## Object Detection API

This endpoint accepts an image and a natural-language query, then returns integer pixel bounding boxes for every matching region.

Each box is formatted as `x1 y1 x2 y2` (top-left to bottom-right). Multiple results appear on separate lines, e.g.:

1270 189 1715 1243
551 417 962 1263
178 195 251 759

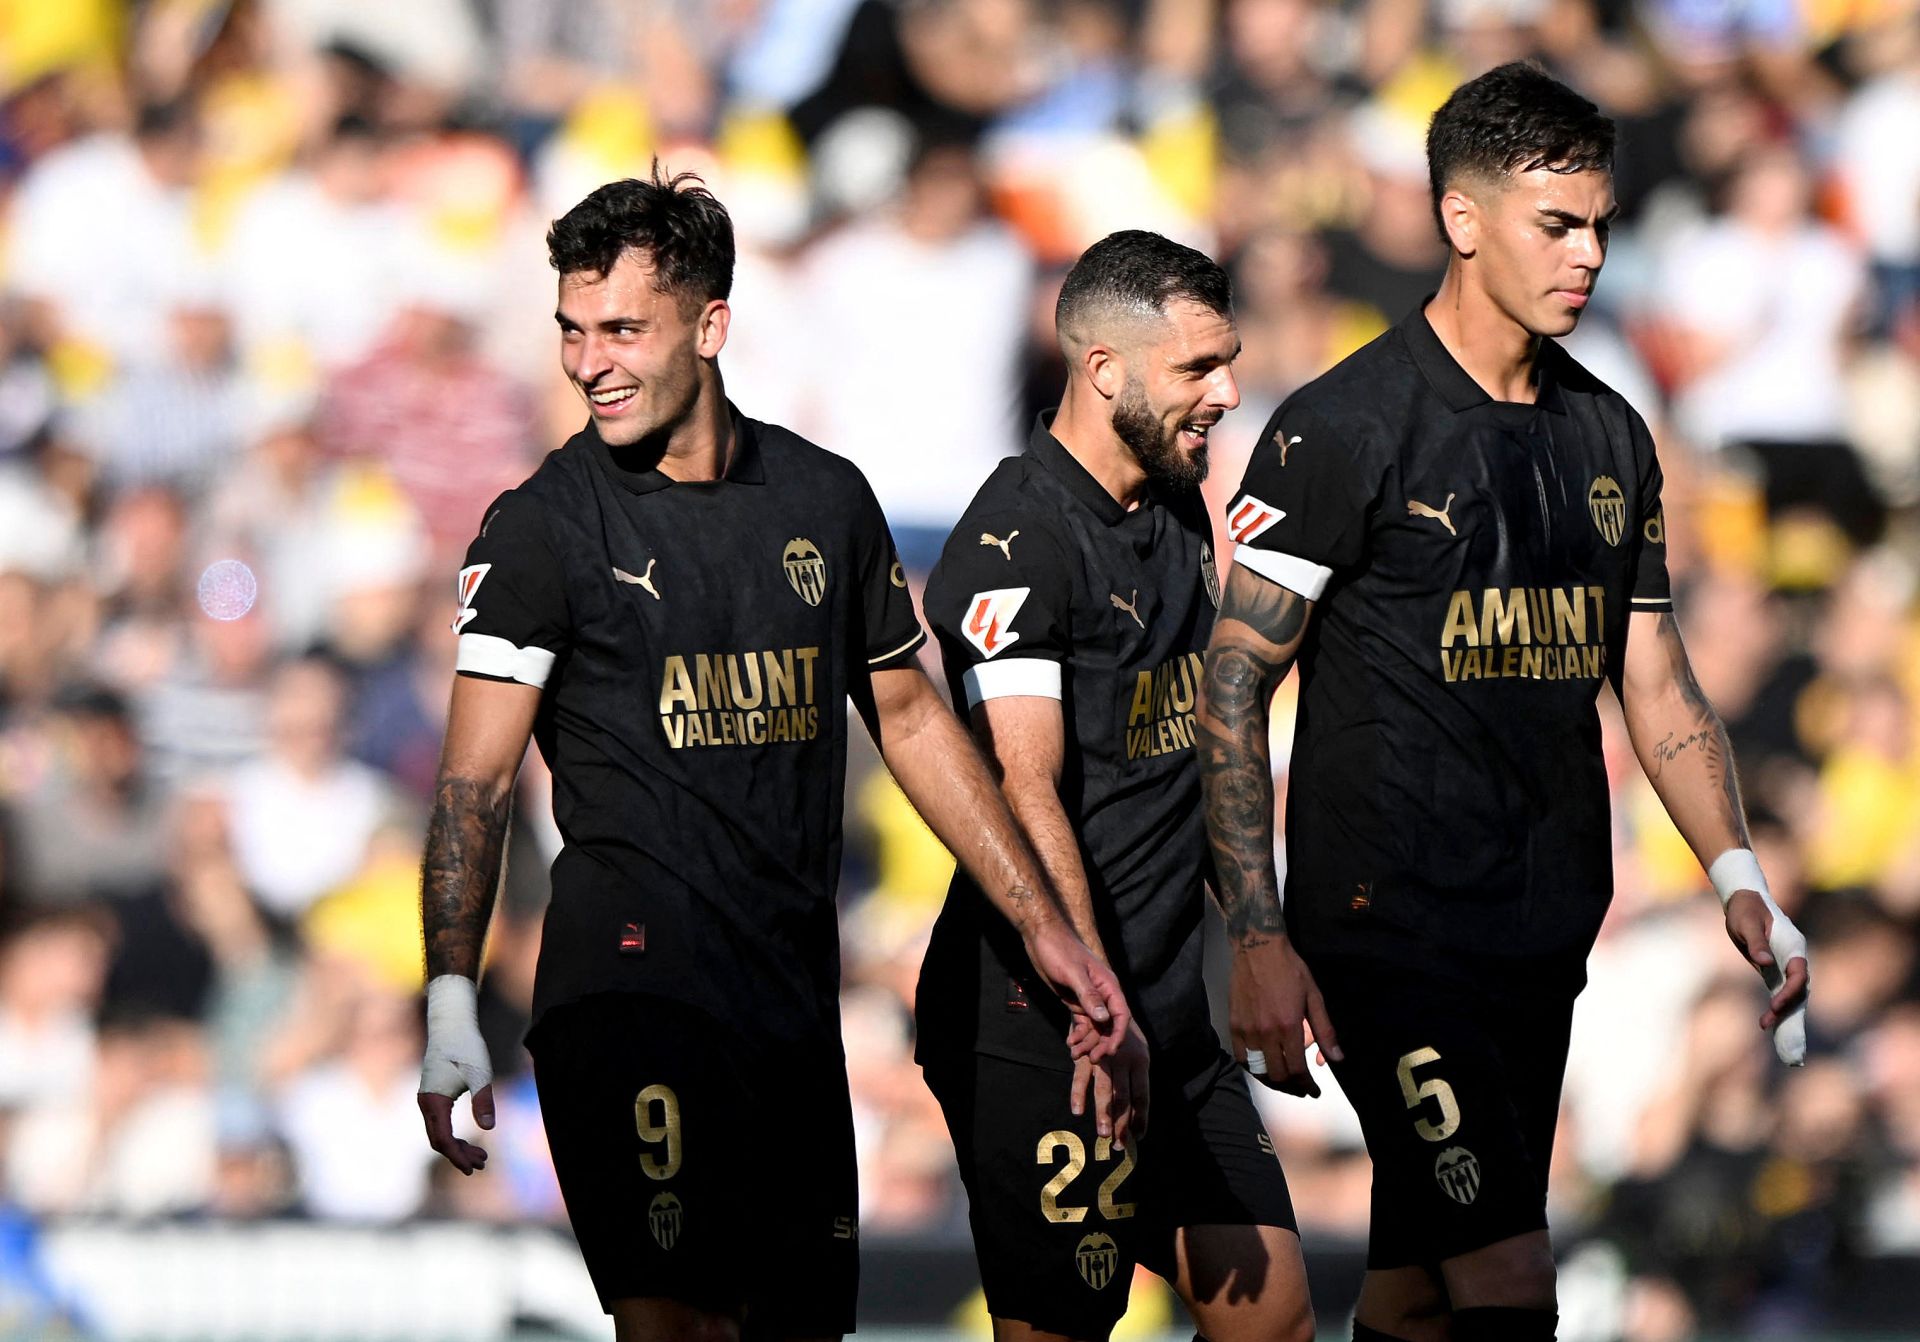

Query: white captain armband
1707 848 1808 1066
961 658 1062 708
457 633 557 688
1232 546 1332 602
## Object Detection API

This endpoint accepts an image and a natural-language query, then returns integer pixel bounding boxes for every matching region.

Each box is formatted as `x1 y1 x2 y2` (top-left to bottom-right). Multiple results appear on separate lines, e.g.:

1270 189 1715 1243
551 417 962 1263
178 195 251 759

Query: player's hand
1022 918 1134 1062
1070 1020 1151 1150
1229 934 1342 1096
418 974 496 1173
1724 888 1810 1065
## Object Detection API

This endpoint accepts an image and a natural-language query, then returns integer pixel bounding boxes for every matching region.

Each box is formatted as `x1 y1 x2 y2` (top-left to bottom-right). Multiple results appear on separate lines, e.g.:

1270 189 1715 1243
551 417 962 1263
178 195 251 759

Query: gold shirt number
1037 1130 1137 1223
1395 1047 1461 1142
635 1083 683 1179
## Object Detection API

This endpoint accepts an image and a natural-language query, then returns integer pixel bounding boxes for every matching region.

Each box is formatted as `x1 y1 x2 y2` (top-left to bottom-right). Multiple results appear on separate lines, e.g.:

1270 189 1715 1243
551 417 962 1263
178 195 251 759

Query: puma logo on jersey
1277 432 1302 466
1226 495 1286 545
613 559 661 599
1407 494 1458 536
1110 590 1144 629
963 588 1029 658
453 564 490 631
980 530 1020 560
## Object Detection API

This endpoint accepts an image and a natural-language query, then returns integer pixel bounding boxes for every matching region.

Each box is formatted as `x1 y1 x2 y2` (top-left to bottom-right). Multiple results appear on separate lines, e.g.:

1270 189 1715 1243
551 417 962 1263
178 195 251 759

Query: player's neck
1425 272 1544 405
1051 391 1149 511
651 375 733 483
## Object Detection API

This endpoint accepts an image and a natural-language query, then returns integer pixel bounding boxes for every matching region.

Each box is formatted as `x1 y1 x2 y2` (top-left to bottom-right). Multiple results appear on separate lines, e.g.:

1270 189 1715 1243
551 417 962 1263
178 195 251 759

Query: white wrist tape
420 974 494 1098
1707 849 1808 1066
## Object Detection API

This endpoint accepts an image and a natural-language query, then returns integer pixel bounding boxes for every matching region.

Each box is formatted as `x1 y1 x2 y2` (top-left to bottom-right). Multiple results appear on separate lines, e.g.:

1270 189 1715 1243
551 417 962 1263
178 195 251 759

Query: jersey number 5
1396 1047 1461 1143
1037 1131 1136 1223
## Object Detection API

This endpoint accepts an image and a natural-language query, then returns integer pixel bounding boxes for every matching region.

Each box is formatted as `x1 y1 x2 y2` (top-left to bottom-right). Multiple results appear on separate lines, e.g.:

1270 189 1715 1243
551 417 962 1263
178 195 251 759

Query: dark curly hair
1426 62 1614 241
1055 230 1232 345
546 162 735 310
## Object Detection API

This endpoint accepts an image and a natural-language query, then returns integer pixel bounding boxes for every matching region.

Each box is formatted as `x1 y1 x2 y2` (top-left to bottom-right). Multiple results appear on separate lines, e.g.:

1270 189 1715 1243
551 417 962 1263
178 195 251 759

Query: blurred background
0 0 1916 1338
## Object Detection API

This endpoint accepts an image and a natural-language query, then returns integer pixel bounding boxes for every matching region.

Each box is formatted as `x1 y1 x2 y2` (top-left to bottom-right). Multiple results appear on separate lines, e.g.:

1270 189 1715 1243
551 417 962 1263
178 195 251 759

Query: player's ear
1440 185 1479 258
695 299 730 359
1084 344 1124 402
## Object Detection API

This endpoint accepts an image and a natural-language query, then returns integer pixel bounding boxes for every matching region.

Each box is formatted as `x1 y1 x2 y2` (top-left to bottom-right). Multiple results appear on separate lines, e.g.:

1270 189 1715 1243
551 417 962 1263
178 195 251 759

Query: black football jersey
453 407 925 1043
1224 306 1671 961
915 415 1222 1068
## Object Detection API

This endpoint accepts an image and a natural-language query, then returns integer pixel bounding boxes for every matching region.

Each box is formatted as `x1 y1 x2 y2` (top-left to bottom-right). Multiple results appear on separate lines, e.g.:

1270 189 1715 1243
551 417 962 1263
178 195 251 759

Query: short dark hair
1055 230 1233 345
546 162 735 309
1426 62 1614 240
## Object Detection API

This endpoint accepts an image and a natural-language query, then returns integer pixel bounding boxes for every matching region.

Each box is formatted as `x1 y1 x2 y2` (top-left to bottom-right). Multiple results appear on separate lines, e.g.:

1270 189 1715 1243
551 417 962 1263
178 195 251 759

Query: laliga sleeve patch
962 587 1030 659
1226 495 1286 545
453 564 491 631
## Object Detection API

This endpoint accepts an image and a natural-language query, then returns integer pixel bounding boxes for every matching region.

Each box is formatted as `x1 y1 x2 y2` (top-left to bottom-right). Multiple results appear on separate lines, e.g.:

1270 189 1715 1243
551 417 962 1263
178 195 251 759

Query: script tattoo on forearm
1198 577 1308 949
421 777 512 979
1657 612 1750 847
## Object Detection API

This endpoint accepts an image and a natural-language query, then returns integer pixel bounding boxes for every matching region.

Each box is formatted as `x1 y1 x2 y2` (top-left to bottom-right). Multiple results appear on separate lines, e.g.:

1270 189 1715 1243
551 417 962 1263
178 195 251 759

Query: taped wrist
421 973 492 1097
1707 847 1809 1066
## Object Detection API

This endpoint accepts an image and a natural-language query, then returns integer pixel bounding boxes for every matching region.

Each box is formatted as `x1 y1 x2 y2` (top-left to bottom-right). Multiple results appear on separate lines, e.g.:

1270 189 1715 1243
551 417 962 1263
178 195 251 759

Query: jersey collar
1028 411 1132 527
586 402 767 494
1400 301 1569 416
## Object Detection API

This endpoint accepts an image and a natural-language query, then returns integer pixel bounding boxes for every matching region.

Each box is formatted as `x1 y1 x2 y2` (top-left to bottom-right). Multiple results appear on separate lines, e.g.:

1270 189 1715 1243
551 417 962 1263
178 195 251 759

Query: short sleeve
1629 415 1673 613
851 477 928 673
923 512 1074 708
452 491 571 688
1223 402 1382 600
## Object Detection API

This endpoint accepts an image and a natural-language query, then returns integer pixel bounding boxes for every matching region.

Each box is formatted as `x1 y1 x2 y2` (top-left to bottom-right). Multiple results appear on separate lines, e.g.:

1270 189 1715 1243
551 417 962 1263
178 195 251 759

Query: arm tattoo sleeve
1655 612 1751 848
1198 576 1309 948
421 777 513 979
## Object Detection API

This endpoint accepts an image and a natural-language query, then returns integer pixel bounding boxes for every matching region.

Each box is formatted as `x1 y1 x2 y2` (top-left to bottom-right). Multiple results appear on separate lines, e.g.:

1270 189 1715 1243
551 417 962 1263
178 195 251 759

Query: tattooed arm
417 674 542 1173
1620 611 1808 1035
1197 565 1342 1095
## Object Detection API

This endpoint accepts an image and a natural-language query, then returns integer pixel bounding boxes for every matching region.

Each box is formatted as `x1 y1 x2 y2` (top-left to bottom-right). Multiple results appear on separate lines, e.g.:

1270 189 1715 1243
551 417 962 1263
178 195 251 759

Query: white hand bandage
1244 1049 1269 1077
420 974 494 1098
1708 849 1809 1066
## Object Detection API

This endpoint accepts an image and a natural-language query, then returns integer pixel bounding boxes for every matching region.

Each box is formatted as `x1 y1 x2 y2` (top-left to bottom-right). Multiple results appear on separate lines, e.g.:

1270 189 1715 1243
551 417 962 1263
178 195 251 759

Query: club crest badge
1589 476 1627 547
783 538 827 605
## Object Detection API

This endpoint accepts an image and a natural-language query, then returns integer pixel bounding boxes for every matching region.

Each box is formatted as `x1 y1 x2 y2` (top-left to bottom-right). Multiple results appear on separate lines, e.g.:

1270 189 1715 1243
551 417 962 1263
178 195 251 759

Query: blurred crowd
0 0 1917 1336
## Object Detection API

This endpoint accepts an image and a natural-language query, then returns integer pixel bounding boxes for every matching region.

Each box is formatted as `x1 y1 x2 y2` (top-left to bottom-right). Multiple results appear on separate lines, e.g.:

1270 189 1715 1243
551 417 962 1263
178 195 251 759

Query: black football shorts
924 1043 1297 1341
527 992 858 1334
1307 945 1586 1269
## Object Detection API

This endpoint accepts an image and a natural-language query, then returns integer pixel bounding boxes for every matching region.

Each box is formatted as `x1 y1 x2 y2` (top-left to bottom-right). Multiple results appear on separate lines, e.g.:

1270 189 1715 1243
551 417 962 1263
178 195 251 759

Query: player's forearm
1198 574 1310 949
1002 773 1110 961
1623 612 1751 867
1198 647 1290 947
421 774 514 980
879 695 1065 936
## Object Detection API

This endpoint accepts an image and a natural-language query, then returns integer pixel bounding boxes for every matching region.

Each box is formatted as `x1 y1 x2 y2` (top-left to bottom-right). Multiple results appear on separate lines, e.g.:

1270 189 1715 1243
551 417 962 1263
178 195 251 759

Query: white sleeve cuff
1232 546 1333 601
457 633 558 688
962 658 1063 708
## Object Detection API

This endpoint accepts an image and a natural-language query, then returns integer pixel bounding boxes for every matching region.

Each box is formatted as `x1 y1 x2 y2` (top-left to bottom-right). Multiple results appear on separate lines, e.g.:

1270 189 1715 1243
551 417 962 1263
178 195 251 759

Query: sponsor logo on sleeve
963 587 1029 658
453 564 490 631
1226 495 1286 545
